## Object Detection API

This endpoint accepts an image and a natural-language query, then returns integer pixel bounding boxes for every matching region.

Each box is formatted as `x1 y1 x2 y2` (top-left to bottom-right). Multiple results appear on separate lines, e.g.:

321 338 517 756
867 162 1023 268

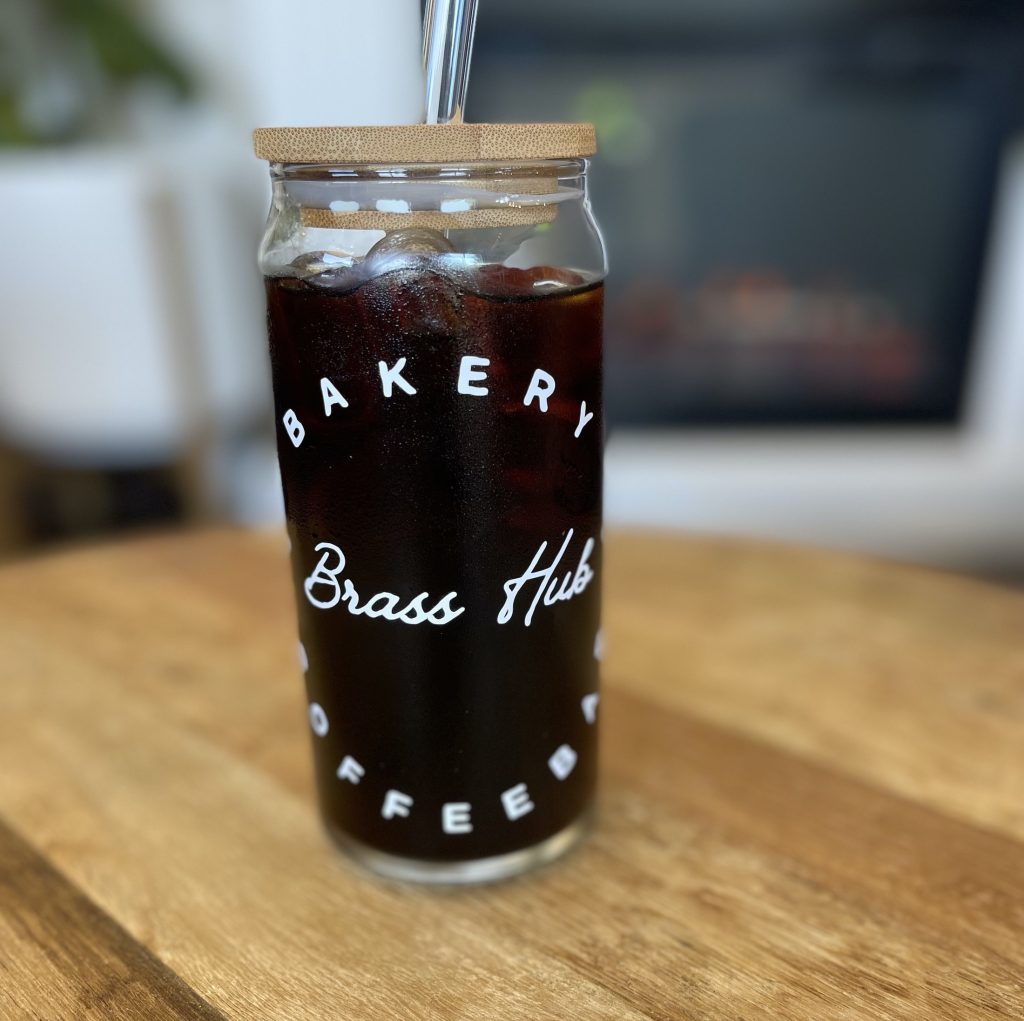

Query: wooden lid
253 123 596 165
299 204 558 231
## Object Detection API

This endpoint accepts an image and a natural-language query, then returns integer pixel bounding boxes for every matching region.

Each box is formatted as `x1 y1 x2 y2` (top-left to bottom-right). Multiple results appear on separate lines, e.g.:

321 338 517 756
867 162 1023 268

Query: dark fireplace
470 0 1024 426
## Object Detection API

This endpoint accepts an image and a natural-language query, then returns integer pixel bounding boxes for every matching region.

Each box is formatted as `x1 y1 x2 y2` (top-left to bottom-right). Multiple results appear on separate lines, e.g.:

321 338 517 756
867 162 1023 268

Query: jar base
325 812 592 886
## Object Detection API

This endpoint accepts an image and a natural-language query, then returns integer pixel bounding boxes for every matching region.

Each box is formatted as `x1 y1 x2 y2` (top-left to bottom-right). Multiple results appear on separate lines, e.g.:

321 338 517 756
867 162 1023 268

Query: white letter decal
501 783 535 821
523 368 556 412
575 401 594 438
497 531 574 627
308 702 329 737
282 409 305 447
457 355 491 396
362 592 403 618
320 377 349 415
548 744 578 780
303 541 463 625
581 693 600 725
304 542 346 610
336 755 365 785
428 593 465 625
379 357 417 397
382 790 414 820
442 802 473 834
572 539 596 595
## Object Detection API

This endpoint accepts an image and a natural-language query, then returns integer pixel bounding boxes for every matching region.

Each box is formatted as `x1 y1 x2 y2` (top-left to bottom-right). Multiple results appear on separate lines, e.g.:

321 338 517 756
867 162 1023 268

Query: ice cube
289 250 353 276
367 228 454 261
359 265 464 337
288 251 360 292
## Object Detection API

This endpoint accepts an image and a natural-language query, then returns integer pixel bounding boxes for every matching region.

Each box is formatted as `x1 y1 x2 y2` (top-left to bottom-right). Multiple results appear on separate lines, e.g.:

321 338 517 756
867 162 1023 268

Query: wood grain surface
0 529 1022 1020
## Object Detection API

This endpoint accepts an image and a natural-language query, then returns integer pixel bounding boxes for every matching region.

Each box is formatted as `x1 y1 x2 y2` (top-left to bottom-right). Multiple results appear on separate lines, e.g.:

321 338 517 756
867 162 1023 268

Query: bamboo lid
253 122 596 165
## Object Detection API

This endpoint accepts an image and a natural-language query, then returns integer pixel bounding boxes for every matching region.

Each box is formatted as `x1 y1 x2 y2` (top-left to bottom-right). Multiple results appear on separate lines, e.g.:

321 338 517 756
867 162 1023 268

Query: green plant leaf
47 0 193 98
0 91 43 146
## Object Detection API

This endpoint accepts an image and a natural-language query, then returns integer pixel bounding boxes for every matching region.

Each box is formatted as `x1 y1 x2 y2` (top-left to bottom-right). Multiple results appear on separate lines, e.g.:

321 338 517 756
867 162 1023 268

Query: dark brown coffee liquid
266 260 602 862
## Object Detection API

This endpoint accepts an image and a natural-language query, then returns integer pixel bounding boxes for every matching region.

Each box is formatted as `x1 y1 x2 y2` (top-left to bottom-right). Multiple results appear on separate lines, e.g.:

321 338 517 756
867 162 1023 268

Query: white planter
0 146 193 464
0 133 270 477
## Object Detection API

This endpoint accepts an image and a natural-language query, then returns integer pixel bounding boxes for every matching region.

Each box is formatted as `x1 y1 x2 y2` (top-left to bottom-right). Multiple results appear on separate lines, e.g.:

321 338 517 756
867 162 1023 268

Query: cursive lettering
497 530 595 627
304 542 464 625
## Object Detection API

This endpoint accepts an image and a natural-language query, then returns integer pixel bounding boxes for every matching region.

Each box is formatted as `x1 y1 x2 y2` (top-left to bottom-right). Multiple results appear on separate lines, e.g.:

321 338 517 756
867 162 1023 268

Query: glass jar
255 124 607 884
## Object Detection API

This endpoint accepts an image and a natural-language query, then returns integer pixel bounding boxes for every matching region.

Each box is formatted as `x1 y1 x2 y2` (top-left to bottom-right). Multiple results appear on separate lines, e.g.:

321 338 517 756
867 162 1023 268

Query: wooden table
2 530 1023 1020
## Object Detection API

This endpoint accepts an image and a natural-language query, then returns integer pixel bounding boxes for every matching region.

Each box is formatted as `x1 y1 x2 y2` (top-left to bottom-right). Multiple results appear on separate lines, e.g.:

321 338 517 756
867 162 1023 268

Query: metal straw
422 0 480 124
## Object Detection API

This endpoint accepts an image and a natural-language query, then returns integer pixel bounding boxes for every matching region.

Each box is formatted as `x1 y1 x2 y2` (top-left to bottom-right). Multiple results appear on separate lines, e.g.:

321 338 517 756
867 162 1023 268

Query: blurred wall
2 0 1023 574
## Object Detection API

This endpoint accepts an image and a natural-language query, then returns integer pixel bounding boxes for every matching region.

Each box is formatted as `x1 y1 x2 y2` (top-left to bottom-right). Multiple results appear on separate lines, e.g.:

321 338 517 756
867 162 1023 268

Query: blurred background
2 0 1024 576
